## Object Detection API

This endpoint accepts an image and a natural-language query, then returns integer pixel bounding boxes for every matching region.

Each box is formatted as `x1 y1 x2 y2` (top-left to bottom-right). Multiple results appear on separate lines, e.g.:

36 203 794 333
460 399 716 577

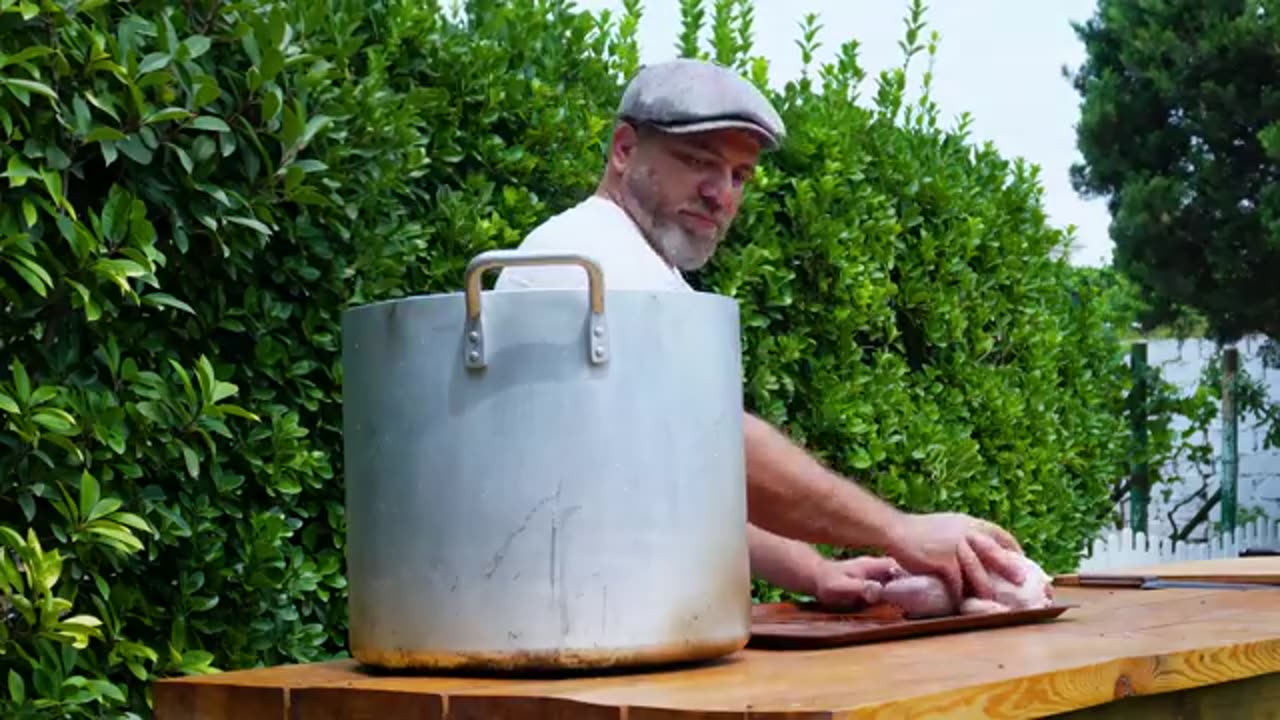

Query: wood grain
152 660 359 720
1047 670 1280 719
151 684 283 720
153 585 1280 719
841 635 1280 718
287 686 440 720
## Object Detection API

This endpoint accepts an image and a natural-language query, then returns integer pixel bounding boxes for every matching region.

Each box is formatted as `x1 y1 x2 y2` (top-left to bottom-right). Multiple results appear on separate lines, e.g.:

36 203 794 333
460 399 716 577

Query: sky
569 0 1114 267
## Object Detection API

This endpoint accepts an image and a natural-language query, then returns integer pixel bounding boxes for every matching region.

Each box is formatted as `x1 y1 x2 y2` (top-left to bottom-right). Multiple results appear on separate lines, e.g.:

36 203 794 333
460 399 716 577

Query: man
496 58 1028 607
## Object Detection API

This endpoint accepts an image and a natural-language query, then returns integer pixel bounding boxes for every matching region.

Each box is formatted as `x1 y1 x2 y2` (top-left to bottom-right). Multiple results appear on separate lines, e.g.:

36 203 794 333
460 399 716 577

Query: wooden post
1220 346 1239 533
1128 342 1149 534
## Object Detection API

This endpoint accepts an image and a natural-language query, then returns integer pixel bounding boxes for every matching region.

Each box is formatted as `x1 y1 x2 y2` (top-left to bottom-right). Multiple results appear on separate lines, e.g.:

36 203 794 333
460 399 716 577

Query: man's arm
741 411 1028 603
747 523 825 596
748 523 904 607
743 412 906 550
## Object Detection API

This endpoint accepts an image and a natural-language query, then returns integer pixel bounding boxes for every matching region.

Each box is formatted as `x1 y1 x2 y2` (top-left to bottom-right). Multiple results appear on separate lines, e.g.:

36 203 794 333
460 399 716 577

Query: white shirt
494 196 692 292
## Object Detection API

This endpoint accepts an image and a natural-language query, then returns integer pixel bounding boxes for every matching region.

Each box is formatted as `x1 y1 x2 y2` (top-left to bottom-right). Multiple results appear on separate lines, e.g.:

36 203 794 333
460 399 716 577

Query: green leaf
170 143 194 173
210 380 238 403
45 434 85 464
134 401 165 424
37 547 62 593
189 595 219 612
181 444 199 479
193 81 221 108
215 404 260 422
137 52 171 75
191 116 230 132
176 649 217 675
86 498 122 524
100 140 119 167
101 186 131 243
32 408 77 434
144 107 193 124
195 356 215 404
299 115 333 146
84 522 143 554
11 358 30 406
226 216 271 235
183 35 212 59
142 292 195 314
4 153 39 187
111 512 152 534
118 135 154 164
0 392 18 414
71 95 92 135
0 77 57 101
28 385 56 406
5 257 47 296
262 87 281 121
8 669 23 704
87 679 125 703
92 258 148 294
83 90 119 121
79 472 100 521
0 526 25 551
0 46 54 69
9 253 53 289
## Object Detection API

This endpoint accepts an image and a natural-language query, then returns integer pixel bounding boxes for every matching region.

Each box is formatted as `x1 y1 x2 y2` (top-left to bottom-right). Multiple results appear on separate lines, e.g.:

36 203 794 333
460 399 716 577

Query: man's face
610 123 762 270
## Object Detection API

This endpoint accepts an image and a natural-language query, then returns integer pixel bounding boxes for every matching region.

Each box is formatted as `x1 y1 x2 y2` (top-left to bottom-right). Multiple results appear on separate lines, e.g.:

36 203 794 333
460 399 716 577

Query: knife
1072 574 1280 590
1138 579 1280 590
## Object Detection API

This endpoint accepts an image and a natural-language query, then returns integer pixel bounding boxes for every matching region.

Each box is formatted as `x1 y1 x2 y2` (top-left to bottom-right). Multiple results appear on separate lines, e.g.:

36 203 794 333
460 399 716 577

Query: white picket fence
1074 517 1280 572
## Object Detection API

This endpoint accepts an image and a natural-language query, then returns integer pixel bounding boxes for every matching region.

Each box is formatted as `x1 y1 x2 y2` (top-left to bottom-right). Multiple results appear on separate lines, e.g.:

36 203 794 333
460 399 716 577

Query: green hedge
0 0 1133 715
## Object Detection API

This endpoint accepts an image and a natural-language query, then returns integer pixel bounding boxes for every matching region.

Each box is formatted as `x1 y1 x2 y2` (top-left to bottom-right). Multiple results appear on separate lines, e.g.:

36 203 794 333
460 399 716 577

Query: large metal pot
341 250 751 672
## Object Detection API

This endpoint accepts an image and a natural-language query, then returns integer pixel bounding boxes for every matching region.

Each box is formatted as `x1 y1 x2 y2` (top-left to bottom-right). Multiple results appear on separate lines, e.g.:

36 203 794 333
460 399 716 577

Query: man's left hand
812 556 903 608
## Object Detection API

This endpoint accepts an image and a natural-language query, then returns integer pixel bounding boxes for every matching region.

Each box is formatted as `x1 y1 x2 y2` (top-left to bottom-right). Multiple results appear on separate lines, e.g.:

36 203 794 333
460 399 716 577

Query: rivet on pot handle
463 250 608 370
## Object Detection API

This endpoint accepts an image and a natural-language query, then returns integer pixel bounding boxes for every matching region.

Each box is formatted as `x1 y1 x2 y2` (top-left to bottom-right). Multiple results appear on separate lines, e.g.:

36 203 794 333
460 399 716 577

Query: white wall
1132 335 1280 541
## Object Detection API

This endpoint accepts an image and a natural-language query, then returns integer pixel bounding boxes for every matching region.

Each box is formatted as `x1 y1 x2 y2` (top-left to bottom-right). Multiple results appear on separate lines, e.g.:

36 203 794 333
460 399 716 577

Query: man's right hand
884 512 1027 603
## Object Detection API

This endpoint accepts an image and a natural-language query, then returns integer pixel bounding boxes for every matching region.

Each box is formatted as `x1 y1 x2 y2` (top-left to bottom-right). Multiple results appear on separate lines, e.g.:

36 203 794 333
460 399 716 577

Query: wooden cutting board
1055 556 1280 587
748 600 1074 650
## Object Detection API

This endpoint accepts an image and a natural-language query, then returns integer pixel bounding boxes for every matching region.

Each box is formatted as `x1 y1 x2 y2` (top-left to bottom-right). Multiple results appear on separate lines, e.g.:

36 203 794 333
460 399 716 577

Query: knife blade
1139 579 1280 590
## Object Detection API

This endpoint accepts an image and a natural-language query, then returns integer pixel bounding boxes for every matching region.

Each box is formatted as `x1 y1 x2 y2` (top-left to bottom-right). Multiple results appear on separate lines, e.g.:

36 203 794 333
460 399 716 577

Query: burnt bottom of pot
350 632 750 676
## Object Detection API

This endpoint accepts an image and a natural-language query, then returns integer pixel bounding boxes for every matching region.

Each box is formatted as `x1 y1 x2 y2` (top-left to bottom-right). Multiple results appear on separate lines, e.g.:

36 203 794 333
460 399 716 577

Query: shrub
0 0 1133 715
0 0 432 714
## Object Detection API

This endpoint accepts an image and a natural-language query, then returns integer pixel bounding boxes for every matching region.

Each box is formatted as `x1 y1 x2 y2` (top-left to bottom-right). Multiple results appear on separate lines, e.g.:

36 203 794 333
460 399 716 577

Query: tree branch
1172 488 1222 543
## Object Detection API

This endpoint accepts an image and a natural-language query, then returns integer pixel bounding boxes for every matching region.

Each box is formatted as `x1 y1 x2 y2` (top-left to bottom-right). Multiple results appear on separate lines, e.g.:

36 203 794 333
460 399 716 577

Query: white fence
1074 517 1280 572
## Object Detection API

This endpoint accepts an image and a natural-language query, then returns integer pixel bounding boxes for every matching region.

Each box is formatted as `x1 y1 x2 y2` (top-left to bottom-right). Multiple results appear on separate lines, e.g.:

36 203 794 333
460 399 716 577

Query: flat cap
617 58 786 150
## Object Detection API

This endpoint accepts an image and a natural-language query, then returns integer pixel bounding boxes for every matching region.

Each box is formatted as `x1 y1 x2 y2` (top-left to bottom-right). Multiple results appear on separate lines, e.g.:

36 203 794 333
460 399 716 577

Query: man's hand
812 556 903 609
885 512 1026 603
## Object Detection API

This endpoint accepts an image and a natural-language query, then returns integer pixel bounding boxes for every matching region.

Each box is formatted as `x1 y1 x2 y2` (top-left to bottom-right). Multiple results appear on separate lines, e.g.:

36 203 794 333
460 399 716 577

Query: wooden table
154 584 1280 719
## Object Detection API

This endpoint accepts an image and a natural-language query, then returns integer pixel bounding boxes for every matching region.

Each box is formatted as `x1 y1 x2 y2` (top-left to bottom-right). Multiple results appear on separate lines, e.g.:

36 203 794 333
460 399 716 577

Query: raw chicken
879 552 1054 619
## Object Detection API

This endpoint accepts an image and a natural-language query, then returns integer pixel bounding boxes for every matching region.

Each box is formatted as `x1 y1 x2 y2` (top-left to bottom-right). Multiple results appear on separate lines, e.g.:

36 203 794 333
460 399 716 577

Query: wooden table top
1055 555 1280 585
154 585 1280 719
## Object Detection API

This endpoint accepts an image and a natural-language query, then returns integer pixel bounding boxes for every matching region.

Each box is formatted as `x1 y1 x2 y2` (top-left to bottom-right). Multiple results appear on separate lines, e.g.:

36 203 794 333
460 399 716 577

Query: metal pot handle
463 249 608 370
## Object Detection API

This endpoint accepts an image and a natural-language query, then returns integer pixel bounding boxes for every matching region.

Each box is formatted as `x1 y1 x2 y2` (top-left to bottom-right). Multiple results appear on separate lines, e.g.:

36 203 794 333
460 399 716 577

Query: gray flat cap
617 58 786 150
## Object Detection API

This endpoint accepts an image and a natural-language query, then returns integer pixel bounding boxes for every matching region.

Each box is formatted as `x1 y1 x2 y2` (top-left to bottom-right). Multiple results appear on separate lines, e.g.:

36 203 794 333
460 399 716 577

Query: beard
651 220 717 270
623 166 723 271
